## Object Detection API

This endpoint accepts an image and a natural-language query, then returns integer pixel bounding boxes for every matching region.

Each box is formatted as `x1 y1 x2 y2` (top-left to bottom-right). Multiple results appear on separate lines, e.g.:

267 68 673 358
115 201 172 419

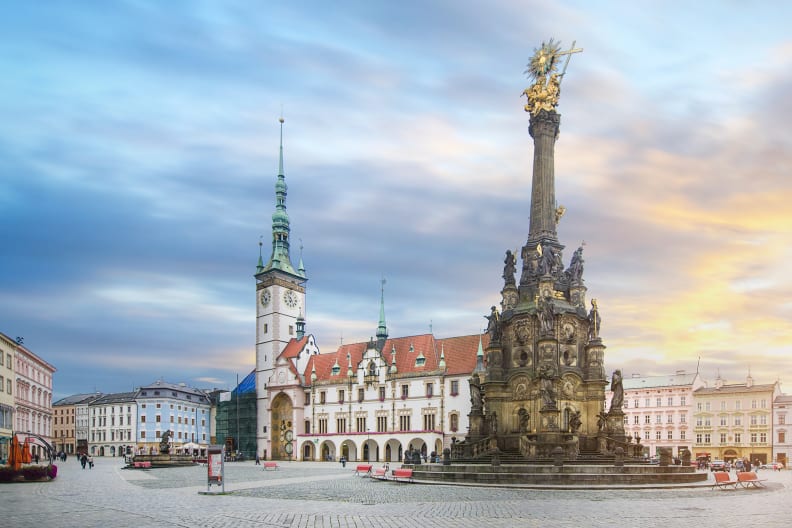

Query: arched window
450 413 459 432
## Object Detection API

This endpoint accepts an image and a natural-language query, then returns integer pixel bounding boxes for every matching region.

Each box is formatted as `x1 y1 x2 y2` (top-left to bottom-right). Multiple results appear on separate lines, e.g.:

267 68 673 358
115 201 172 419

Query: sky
2 1 791 400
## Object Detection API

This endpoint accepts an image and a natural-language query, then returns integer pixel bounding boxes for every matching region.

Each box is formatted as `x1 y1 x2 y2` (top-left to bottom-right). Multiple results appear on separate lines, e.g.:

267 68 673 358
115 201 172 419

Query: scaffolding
215 370 257 459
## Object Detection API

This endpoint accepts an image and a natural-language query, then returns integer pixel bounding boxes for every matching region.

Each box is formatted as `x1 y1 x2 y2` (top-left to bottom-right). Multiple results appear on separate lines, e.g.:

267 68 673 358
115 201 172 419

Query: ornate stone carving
514 319 532 344
561 345 577 367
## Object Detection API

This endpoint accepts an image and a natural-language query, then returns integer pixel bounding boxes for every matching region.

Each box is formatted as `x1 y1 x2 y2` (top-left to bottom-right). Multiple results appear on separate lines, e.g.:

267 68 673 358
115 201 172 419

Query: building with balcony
693 374 781 465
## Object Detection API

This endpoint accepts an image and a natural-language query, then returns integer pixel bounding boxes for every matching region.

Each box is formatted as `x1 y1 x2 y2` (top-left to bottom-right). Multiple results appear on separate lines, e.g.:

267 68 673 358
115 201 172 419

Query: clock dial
283 290 298 308
285 430 294 442
260 290 271 306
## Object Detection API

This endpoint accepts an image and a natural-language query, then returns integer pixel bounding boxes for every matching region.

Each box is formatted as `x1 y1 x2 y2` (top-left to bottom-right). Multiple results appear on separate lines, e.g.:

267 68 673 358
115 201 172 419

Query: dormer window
331 360 340 376
415 351 426 367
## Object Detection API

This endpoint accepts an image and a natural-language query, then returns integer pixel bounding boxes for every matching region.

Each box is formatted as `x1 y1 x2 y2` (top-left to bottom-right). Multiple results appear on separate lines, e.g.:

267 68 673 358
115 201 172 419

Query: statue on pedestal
469 375 482 412
502 250 516 286
537 364 557 409
485 306 501 342
587 299 601 341
609 369 624 413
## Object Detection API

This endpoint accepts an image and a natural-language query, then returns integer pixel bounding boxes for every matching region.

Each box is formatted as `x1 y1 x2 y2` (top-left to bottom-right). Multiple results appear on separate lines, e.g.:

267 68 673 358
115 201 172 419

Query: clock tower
254 117 307 459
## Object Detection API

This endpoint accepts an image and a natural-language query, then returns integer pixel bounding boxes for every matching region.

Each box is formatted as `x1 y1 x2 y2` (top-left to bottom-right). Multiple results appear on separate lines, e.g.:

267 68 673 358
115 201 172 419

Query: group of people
79 453 94 469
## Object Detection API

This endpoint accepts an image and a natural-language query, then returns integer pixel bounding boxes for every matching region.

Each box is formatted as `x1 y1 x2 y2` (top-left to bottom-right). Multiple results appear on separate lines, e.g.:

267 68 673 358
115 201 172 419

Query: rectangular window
633 415 639 425
156 415 161 423
426 383 433 398
304 420 310 434
751 415 757 426
697 402 703 411
680 396 686 406
141 416 146 423
358 388 364 403
263 323 268 333
760 432 767 443
401 385 409 399
318 418 328 434
6 380 10 394
656 397 662 407
761 399 767 409
667 415 673 424
645 415 651 424
377 416 387 433
634 399 639 408
705 402 710 411
645 398 651 407
655 414 662 424
140 431 146 439
356 417 367 433
289 325 294 336
336 418 346 433
680 430 686 440
644 431 650 440
696 417 703 426
423 414 435 431
320 391 326 405
668 397 673 406
399 415 411 432
379 386 386 401
720 433 727 443
779 415 786 425
304 392 311 406
704 433 711 444
760 415 767 425
721 401 727 410
667 431 673 441
735 415 742 426
655 431 661 440
752 400 757 409
750 433 757 443
720 416 727 426
338 390 345 404
779 431 785 443
704 417 711 426
450 380 459 396
735 400 741 410
735 433 741 443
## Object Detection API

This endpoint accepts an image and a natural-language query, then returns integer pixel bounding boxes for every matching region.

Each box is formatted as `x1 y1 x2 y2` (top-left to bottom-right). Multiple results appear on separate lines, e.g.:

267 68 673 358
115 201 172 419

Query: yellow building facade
693 375 781 465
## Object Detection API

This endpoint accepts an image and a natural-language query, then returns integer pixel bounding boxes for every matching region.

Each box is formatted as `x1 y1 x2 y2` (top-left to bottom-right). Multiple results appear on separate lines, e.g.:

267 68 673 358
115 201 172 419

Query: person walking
80 454 87 469
88 455 94 469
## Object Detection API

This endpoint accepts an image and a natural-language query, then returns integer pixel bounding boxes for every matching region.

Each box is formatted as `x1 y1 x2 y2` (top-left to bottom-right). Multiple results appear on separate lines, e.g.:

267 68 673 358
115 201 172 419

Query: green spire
257 117 305 279
376 277 387 346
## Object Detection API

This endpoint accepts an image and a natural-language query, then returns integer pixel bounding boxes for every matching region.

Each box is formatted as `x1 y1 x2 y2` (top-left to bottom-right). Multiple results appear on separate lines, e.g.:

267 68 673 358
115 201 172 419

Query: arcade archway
270 392 294 460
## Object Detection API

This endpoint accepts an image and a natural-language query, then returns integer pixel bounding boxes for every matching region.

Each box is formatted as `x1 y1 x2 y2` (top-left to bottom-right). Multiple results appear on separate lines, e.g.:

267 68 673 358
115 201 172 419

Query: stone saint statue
537 243 555 276
469 375 482 411
502 250 516 286
587 299 601 341
568 410 582 433
485 306 501 342
518 408 530 433
568 246 584 283
490 411 498 436
609 370 624 412
537 295 555 335
538 364 556 409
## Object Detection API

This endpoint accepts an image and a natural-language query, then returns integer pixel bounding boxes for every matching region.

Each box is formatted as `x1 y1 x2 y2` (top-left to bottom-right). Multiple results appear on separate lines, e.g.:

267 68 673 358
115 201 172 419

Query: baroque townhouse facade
693 375 781 465
53 393 101 455
13 341 56 456
135 380 211 454
607 371 704 458
773 394 792 467
0 333 16 462
88 392 137 457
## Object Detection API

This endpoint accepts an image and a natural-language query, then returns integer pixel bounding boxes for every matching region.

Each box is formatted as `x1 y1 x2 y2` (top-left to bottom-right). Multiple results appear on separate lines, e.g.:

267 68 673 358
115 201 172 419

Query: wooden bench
354 464 373 476
737 471 766 488
370 467 388 480
263 461 279 471
392 468 414 483
711 471 737 489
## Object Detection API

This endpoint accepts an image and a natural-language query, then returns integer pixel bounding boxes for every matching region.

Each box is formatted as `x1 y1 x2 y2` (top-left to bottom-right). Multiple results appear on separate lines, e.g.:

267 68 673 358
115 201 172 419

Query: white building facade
607 371 704 458
773 394 792 468
0 333 16 462
13 341 56 456
88 392 137 457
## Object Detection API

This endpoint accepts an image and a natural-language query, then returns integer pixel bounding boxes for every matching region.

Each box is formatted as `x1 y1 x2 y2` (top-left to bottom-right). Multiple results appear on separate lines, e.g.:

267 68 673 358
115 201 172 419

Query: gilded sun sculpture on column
522 39 582 115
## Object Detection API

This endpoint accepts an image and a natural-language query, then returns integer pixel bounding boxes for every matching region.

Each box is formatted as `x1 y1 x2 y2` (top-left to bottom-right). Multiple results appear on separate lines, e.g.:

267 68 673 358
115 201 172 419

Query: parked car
710 460 727 472
761 462 784 470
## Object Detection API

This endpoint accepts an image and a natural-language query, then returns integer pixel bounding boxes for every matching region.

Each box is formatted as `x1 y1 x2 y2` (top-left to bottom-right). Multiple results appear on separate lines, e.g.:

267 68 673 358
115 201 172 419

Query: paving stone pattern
2 458 791 528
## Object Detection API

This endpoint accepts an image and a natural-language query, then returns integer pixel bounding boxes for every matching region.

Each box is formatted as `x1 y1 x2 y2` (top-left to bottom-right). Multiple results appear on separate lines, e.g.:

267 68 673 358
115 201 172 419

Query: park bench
392 468 414 483
133 461 151 469
737 471 766 488
354 464 373 476
711 471 737 490
370 467 389 480
263 461 279 471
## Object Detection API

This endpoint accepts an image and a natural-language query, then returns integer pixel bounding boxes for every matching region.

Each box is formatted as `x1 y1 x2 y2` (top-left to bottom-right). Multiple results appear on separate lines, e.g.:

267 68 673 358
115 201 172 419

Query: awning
695 452 710 457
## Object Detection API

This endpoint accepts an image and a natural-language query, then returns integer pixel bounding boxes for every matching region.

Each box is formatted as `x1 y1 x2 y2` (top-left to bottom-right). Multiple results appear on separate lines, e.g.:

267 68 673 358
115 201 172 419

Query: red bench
354 464 373 476
392 468 414 483
737 471 766 488
133 461 152 469
263 461 279 471
711 471 737 489
370 467 388 480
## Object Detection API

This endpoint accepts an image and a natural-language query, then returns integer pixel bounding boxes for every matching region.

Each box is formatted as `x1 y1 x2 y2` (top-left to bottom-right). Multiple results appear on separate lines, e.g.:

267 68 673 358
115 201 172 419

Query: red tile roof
304 333 486 383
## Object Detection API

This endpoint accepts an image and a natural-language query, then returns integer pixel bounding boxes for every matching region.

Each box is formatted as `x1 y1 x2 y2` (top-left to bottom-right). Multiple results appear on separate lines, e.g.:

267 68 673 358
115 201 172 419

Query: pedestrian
340 456 346 468
255 454 260 465
80 454 87 469
88 455 94 469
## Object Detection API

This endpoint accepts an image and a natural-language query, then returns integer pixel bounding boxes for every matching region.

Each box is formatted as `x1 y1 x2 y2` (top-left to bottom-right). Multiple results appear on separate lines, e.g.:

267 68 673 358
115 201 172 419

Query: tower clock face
260 290 271 306
283 290 298 308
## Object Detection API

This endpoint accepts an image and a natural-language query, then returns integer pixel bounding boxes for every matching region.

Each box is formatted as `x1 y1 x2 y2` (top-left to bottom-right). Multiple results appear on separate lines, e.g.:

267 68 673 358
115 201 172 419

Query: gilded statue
521 39 582 115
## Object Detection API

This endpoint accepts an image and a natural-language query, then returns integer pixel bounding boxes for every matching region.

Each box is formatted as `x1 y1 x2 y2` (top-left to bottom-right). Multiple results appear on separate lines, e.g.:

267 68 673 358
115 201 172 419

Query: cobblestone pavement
2 458 791 527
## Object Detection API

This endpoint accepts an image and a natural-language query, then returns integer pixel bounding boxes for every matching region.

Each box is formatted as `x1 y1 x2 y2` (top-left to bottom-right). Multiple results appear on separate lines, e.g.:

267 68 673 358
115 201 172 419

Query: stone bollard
552 446 565 467
442 448 451 466
614 446 624 467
